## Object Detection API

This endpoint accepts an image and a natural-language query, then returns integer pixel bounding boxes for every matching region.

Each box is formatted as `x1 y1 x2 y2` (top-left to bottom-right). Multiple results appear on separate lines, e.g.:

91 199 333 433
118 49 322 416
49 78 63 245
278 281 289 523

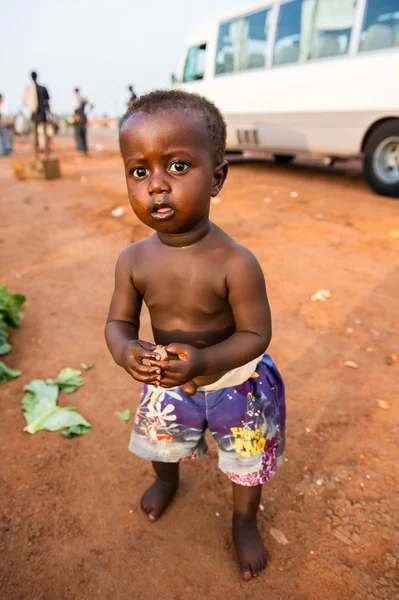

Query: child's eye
168 161 189 174
130 166 148 179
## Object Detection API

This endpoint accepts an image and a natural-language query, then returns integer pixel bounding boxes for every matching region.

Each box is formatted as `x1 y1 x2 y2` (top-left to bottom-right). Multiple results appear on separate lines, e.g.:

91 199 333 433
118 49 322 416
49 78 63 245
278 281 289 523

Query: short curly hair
119 89 227 165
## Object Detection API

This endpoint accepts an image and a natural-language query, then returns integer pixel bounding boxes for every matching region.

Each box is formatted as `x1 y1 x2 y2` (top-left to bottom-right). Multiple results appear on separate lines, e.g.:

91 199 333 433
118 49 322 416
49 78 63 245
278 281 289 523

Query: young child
105 90 285 580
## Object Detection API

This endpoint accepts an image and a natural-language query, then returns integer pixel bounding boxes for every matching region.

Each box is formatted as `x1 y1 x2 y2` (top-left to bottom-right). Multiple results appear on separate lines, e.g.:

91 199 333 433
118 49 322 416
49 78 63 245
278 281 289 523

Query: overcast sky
0 0 258 116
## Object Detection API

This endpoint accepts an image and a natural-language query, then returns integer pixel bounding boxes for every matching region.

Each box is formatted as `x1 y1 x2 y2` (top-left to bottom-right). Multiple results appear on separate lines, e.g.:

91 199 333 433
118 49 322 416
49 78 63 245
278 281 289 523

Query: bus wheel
364 121 399 198
273 154 295 164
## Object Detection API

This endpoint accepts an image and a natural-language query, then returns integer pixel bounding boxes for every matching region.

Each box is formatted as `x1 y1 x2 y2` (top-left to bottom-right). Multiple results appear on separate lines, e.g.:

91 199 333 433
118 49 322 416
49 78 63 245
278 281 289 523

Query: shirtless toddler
105 90 285 580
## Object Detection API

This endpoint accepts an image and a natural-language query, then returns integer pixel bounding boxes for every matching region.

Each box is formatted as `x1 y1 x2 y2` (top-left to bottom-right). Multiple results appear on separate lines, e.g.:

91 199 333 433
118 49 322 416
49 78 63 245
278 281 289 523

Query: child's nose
148 170 171 195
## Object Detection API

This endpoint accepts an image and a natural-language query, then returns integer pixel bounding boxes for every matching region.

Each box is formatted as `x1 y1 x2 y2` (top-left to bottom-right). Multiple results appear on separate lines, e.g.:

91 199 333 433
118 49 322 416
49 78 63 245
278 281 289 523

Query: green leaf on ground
0 317 11 355
62 424 92 437
0 361 23 384
22 378 91 435
0 285 26 328
46 368 84 393
115 409 131 421
81 362 95 371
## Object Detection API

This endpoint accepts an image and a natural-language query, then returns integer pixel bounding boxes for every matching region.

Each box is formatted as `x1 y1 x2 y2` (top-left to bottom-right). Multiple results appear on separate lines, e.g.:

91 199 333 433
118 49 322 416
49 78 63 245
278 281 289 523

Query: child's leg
232 483 268 580
140 461 179 522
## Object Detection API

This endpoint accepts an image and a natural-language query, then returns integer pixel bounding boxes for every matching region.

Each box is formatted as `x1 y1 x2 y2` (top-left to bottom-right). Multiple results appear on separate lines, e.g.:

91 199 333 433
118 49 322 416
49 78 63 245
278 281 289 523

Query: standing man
23 71 51 157
72 88 93 155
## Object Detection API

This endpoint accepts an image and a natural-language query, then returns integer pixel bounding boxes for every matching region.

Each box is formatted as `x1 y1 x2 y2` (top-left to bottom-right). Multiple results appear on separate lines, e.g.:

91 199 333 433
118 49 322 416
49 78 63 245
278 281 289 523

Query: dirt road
1 134 398 600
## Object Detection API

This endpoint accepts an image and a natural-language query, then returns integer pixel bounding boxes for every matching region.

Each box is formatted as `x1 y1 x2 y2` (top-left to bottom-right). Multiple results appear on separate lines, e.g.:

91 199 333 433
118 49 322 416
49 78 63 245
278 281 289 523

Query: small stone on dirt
385 354 398 365
111 207 124 217
377 400 390 410
311 289 331 302
333 530 352 545
269 528 289 545
344 360 358 369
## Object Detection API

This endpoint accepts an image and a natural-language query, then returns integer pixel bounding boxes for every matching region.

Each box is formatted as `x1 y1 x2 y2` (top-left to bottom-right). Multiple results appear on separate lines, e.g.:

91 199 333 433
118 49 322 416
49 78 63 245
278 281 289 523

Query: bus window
273 0 302 65
183 44 206 82
307 0 356 60
274 0 356 66
360 0 399 52
215 9 271 75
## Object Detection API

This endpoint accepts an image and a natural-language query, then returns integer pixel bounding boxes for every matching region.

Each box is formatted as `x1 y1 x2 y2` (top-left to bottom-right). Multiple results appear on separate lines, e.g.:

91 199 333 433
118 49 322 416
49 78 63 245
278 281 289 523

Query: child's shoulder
115 236 156 275
117 235 155 262
211 224 262 268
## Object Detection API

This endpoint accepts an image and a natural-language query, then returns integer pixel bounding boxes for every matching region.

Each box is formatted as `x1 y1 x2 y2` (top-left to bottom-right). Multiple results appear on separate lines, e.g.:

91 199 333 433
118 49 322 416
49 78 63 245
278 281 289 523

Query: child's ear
211 160 228 197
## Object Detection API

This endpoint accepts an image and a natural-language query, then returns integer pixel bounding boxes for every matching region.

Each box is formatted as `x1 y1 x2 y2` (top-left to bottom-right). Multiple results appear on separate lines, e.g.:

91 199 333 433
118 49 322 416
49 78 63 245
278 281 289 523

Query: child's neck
156 217 211 248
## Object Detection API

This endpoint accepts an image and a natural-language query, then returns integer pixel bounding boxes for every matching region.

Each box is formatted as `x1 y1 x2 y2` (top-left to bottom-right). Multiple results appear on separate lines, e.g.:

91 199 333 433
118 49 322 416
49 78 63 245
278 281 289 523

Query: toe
240 566 253 581
148 506 163 521
253 560 262 575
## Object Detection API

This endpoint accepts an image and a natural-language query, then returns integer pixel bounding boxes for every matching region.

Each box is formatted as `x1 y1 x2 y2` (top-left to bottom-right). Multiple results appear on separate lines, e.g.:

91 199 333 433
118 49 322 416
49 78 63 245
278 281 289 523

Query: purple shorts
129 354 285 486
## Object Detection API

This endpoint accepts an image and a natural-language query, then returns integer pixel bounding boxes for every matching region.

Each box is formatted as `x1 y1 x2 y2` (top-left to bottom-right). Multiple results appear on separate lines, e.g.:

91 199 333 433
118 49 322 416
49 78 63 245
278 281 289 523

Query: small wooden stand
13 158 61 181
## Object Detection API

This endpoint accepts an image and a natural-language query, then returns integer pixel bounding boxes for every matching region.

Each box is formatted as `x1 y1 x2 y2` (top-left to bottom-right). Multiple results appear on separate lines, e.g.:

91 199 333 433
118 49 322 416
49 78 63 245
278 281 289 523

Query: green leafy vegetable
115 409 131 421
46 368 84 393
0 361 22 383
62 424 92 438
0 286 26 356
0 318 11 355
0 285 26 328
22 377 91 435
81 362 95 371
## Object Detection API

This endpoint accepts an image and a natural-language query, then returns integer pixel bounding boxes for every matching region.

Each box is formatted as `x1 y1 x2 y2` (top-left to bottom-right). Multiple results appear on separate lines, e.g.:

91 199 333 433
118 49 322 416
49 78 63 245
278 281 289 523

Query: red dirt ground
1 133 398 600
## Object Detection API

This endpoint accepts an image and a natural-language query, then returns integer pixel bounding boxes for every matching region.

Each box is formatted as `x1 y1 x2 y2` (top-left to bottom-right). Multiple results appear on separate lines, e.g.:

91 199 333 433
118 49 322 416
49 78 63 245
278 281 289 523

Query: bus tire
363 120 399 198
273 154 295 164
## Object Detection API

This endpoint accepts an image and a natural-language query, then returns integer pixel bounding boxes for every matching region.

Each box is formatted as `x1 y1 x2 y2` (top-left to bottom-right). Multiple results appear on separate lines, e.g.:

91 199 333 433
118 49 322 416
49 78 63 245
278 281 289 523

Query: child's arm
159 247 271 387
105 248 161 384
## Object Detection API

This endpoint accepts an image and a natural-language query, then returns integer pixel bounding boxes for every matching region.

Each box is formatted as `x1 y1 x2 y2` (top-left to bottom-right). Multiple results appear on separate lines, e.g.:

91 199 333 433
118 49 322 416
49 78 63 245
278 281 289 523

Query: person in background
0 94 13 155
23 71 51 158
73 88 93 155
127 84 137 109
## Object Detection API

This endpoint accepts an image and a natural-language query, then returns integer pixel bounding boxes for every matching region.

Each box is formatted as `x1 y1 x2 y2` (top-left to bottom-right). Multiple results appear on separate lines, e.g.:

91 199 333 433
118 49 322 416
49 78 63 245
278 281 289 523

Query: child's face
119 110 226 235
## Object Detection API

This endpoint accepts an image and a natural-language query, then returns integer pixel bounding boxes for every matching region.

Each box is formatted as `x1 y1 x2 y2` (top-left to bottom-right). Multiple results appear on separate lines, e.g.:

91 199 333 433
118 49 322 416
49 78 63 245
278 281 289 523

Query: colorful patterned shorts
129 354 285 486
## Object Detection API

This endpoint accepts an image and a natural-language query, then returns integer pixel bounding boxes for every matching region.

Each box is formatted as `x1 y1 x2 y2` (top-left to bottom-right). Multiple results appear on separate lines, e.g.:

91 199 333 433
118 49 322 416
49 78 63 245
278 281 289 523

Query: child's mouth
151 204 175 221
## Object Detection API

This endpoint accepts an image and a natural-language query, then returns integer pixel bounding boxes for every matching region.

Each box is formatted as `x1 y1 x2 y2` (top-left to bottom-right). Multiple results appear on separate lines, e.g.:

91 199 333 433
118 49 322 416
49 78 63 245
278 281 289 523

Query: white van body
175 0 399 197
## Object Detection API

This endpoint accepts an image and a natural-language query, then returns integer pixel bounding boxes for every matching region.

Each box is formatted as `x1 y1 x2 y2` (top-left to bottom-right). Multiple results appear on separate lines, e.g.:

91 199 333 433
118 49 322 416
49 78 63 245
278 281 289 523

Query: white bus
174 0 399 197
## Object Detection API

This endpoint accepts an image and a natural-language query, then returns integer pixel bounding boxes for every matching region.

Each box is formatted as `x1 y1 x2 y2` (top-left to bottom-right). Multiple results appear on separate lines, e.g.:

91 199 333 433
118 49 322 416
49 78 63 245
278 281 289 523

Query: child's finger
159 373 184 387
127 359 161 376
128 369 162 384
161 360 186 373
136 349 160 361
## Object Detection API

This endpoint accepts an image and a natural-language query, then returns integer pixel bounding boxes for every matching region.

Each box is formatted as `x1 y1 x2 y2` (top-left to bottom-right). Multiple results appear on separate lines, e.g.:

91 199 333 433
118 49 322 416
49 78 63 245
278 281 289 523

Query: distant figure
73 88 93 155
23 71 51 157
0 94 13 155
127 85 137 109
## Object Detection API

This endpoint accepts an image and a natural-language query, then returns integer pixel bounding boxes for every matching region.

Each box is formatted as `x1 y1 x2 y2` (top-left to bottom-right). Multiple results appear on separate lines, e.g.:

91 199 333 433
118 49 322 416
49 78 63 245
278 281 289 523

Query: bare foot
233 515 268 580
140 477 178 522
